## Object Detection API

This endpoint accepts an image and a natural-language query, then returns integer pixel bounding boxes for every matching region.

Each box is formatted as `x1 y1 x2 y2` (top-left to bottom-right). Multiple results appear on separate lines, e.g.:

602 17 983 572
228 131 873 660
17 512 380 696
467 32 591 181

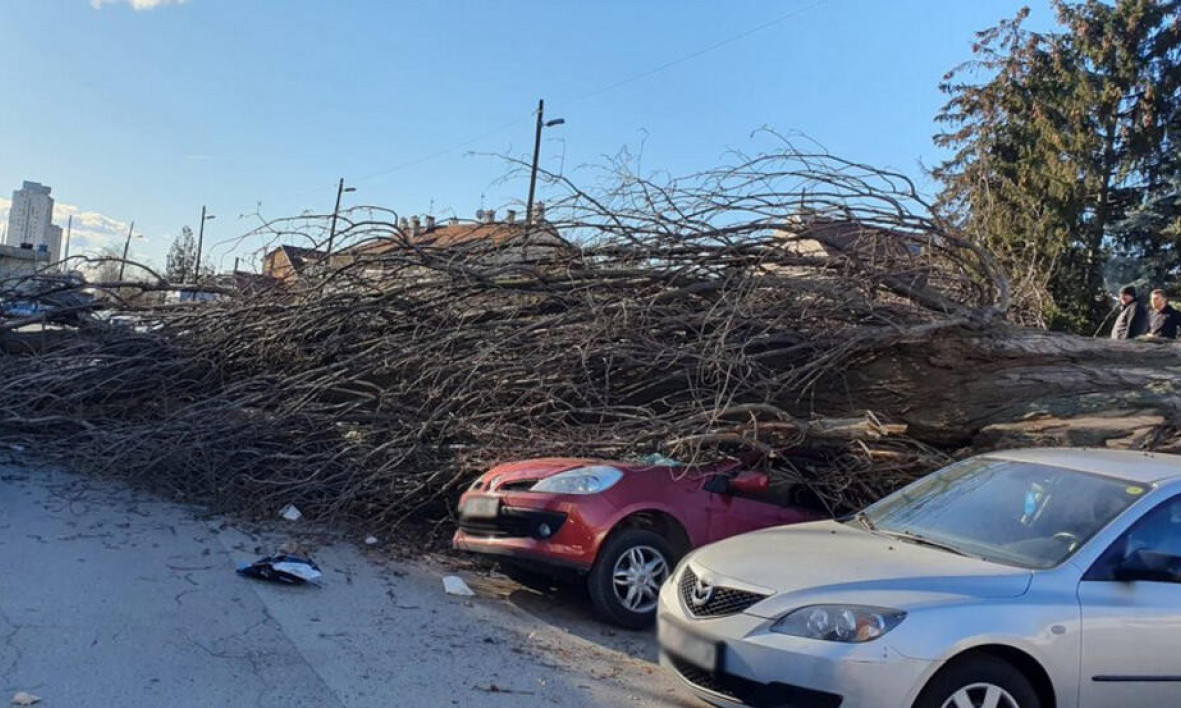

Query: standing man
1111 286 1146 340
1148 289 1181 339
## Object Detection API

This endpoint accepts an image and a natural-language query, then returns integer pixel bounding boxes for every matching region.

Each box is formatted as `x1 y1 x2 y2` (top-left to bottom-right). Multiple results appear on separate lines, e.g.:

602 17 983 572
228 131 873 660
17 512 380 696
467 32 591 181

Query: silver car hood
689 521 1033 618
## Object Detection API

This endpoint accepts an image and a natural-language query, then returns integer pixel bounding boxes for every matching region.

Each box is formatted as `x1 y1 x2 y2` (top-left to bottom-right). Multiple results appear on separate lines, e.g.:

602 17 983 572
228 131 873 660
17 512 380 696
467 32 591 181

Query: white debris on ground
10 692 41 706
278 504 302 521
443 575 476 596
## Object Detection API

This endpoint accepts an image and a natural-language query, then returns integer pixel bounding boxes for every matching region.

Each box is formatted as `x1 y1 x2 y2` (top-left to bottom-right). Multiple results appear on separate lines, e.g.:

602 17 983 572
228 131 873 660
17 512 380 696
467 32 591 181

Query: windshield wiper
853 511 877 532
881 530 972 558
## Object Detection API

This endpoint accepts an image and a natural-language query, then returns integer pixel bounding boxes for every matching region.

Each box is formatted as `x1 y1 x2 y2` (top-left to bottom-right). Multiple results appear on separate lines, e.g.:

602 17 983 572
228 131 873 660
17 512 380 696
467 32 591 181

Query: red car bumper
452 490 621 573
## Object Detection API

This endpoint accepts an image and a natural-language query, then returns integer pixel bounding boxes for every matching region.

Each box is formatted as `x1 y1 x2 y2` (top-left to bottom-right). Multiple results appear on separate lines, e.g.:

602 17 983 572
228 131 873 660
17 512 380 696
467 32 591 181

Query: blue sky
0 0 1052 271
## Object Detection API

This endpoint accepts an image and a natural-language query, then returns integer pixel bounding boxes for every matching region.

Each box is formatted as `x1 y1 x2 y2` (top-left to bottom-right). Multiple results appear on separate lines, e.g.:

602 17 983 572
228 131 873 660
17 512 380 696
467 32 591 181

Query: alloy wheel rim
941 682 1021 708
611 545 668 613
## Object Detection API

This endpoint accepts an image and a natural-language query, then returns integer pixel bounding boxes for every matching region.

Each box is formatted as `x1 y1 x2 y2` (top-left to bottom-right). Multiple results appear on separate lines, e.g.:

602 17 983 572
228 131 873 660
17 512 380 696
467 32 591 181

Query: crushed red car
452 455 822 628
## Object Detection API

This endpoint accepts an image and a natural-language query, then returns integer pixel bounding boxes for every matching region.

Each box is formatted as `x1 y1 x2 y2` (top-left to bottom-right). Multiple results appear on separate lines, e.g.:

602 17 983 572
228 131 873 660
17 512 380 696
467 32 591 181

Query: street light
326 178 356 255
118 221 143 281
525 98 564 238
193 206 216 283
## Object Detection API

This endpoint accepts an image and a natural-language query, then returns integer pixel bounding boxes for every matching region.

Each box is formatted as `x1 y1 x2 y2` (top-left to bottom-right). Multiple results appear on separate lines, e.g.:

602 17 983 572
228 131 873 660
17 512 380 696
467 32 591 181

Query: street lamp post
326 178 356 255
118 220 136 281
525 98 565 238
62 214 73 272
193 206 216 283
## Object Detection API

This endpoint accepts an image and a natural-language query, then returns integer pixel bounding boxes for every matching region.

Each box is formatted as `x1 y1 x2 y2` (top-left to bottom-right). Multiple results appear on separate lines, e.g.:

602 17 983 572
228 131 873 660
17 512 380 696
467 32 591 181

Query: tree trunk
812 328 1181 451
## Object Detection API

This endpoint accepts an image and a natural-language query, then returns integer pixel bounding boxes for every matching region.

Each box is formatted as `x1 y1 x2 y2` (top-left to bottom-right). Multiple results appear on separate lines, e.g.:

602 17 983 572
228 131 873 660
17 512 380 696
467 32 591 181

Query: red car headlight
531 466 624 495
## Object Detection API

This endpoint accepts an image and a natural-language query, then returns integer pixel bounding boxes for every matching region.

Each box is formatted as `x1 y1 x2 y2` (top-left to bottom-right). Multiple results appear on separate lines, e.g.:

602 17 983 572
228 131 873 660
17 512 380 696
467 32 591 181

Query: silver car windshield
860 458 1147 569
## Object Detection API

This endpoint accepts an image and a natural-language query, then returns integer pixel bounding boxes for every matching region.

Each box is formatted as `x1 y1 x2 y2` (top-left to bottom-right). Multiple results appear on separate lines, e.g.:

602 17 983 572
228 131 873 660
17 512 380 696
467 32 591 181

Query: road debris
443 575 475 596
277 540 308 555
473 684 534 696
238 552 322 584
10 692 41 706
278 504 302 521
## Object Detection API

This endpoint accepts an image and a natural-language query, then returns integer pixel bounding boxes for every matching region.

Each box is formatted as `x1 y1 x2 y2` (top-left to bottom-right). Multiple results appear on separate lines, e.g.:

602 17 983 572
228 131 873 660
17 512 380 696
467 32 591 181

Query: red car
452 455 820 628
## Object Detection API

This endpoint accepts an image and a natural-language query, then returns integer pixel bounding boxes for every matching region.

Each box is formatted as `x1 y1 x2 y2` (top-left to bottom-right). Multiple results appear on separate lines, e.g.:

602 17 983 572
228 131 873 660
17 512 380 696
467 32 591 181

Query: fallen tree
1 142 1177 536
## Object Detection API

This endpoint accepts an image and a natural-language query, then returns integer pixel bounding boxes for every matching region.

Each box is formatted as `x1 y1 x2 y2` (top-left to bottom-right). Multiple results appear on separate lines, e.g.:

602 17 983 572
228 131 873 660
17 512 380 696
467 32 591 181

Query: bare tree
1 142 1178 536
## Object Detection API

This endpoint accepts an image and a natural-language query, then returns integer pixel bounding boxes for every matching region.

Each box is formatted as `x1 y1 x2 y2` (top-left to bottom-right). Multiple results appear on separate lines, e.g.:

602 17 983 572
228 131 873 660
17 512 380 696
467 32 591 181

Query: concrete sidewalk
0 462 694 708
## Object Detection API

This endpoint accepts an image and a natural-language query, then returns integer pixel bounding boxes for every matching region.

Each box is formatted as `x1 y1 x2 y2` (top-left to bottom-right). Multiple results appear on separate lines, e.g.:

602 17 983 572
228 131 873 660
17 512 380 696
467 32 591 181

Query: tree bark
813 328 1181 450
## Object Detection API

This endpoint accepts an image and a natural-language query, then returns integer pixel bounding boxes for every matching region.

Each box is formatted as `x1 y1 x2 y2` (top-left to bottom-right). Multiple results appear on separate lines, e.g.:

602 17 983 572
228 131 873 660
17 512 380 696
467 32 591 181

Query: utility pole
525 99 545 238
194 205 215 283
525 99 564 239
118 220 135 281
62 215 73 271
326 178 354 255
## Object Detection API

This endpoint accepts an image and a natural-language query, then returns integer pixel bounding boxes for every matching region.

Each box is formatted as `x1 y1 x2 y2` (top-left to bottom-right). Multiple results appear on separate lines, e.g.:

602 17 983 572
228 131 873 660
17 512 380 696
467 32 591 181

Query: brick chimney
425 215 436 232
531 202 546 224
409 215 421 236
505 209 517 224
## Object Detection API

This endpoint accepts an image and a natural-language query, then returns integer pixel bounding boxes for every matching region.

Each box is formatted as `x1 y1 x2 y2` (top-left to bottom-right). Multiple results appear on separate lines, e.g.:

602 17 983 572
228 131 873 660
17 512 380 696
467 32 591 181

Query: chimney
531 202 546 224
398 217 409 232
483 209 495 224
449 216 460 226
409 215 421 236
425 215 436 232
505 209 517 224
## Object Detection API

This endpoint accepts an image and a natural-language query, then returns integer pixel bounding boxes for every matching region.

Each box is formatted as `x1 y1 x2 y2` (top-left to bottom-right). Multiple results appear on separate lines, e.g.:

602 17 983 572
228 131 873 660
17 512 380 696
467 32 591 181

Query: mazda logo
690 577 714 607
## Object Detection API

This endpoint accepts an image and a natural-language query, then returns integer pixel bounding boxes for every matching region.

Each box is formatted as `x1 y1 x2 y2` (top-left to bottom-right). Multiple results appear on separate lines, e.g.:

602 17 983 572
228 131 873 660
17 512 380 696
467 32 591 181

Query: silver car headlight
770 605 906 643
530 466 624 495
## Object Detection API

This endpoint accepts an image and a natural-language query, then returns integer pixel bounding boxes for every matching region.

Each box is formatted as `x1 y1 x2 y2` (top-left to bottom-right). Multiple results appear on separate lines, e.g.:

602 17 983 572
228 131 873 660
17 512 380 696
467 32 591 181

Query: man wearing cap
1147 289 1181 339
1111 286 1146 340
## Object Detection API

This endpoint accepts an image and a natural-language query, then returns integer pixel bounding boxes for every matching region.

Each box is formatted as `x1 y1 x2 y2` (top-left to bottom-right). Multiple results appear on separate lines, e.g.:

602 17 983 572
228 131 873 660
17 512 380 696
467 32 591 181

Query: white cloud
52 202 133 256
90 0 190 10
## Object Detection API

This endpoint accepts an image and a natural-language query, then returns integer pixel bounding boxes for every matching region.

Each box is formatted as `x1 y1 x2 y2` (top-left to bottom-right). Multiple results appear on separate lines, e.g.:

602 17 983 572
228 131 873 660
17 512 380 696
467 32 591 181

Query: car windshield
858 457 1147 569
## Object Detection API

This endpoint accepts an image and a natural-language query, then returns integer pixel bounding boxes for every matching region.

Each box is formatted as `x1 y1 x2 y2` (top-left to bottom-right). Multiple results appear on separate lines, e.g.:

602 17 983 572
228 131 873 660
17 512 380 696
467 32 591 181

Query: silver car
657 448 1181 708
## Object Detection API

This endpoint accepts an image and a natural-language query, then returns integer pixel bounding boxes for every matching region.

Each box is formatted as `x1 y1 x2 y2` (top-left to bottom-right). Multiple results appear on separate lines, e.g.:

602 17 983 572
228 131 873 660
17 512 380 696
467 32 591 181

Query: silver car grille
679 566 768 618
667 655 739 700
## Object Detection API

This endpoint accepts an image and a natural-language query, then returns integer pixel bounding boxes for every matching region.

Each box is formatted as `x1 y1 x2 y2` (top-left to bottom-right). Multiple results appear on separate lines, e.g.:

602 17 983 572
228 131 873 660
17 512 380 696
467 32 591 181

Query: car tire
913 654 1041 708
586 528 675 629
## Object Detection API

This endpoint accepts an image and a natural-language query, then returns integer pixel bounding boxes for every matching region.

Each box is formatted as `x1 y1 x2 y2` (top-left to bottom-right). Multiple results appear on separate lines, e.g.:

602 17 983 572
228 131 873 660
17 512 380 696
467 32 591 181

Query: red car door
703 478 816 543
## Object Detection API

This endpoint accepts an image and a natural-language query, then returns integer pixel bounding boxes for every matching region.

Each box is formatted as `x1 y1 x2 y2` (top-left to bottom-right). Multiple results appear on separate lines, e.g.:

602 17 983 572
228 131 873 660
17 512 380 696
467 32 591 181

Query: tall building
5 181 60 262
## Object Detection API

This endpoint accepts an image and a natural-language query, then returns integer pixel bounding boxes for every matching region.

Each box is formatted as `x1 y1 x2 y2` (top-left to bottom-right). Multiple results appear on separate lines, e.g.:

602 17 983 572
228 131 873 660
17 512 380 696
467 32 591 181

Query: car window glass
863 458 1143 569
1087 495 1181 582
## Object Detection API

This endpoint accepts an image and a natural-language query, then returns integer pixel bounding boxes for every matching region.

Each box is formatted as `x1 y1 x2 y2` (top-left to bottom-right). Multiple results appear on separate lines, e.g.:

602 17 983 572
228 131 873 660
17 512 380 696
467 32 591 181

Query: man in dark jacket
1111 286 1146 339
1148 289 1181 339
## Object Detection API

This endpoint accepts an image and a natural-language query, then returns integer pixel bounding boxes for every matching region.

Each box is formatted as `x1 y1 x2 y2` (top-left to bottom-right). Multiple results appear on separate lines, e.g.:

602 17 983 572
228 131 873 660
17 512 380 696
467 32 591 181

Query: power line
222 0 829 257
567 0 828 105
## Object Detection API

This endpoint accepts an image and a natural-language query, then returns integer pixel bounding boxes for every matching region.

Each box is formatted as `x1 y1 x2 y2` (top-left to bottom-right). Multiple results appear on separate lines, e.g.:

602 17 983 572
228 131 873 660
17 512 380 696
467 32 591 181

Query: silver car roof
981 447 1181 484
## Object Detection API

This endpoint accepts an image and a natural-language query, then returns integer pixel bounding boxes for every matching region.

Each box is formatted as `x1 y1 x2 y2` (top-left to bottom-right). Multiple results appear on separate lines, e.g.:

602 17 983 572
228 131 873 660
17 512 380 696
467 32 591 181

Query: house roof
346 221 566 255
277 245 328 269
778 217 923 259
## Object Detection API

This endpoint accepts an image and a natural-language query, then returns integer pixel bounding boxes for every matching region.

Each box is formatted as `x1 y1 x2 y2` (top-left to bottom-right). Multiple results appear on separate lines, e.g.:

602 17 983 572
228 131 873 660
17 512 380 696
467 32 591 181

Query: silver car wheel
941 682 1021 708
611 544 668 613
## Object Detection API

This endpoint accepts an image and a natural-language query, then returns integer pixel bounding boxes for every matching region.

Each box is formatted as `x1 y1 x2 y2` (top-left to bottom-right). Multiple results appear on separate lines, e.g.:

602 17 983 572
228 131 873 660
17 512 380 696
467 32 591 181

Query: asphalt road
0 459 696 708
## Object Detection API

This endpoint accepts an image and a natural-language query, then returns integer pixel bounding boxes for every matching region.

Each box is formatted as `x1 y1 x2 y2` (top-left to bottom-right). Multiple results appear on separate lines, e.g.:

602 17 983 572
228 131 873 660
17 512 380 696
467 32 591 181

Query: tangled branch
0 143 1001 533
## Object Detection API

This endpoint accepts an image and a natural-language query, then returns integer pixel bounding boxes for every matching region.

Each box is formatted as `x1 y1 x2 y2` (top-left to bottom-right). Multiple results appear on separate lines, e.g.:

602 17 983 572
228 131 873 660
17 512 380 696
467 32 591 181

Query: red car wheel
587 528 675 629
